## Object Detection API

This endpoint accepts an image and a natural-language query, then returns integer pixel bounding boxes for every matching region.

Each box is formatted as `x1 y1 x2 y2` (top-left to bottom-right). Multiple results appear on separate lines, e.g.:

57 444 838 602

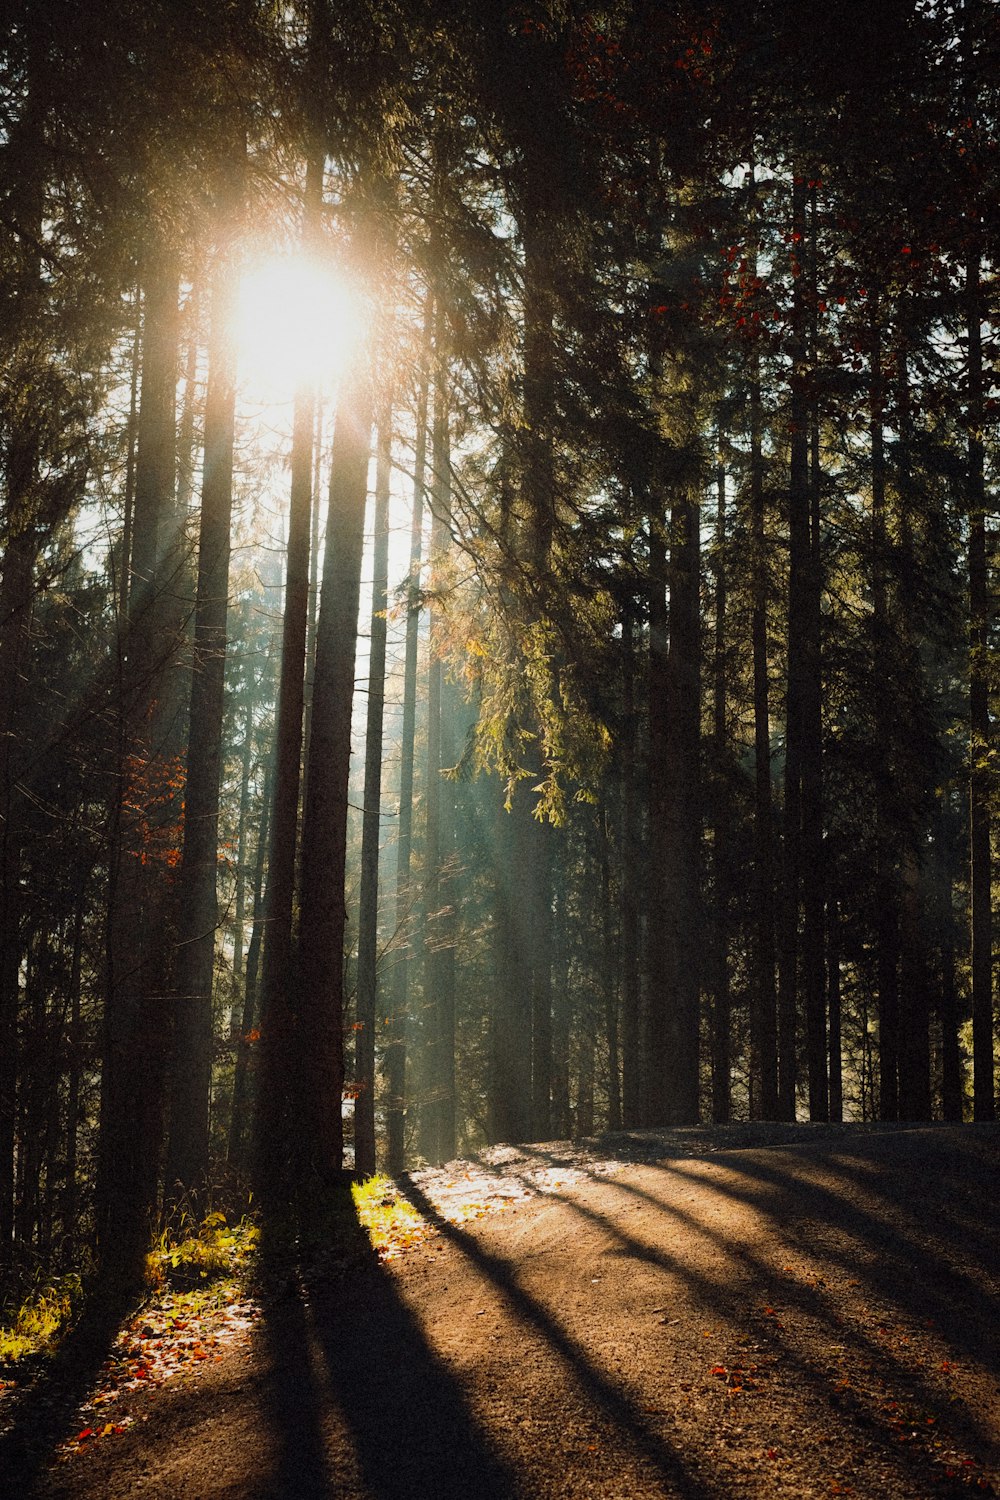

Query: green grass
351 1174 433 1256
147 1212 259 1291
0 1273 83 1365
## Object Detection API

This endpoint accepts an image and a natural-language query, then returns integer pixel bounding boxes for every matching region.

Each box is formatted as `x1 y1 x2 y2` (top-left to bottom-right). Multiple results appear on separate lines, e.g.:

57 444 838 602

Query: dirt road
13 1123 1000 1499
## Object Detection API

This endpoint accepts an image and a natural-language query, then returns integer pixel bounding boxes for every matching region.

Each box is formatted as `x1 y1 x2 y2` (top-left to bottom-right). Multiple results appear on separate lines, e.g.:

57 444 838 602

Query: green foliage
351 1174 432 1256
0 1273 84 1365
147 1213 258 1292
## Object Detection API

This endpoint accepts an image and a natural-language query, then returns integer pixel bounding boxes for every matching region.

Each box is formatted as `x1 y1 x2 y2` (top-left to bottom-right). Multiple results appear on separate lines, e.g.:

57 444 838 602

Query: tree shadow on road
397 1174 717 1500
0 1279 140 1496
507 1126 1000 1490
254 1184 522 1500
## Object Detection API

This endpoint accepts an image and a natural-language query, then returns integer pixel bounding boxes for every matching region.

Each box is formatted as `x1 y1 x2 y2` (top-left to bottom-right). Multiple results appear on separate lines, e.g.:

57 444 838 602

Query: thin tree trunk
551 851 571 1136
967 243 995 1122
711 448 731 1124
0 75 45 1268
387 292 432 1175
747 166 778 1119
231 692 255 1034
870 293 899 1122
522 211 555 1143
229 748 271 1172
354 411 391 1178
600 809 621 1131
63 893 85 1241
827 896 843 1122
490 792 532 1144
777 174 809 1122
802 186 827 1121
646 513 670 1125
619 599 642 1129
424 361 458 1163
935 810 963 1122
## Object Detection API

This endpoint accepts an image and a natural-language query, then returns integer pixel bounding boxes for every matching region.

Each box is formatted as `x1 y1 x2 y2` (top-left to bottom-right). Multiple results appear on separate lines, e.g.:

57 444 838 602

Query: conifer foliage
0 0 996 1283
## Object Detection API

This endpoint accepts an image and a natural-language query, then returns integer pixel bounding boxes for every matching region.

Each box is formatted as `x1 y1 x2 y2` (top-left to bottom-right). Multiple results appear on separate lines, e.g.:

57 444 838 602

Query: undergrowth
0 1273 84 1365
0 1213 258 1369
146 1212 258 1292
351 1174 434 1257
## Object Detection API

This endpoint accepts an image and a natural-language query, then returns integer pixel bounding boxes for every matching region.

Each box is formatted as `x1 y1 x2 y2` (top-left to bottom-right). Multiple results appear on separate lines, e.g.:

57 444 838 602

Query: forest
0 0 997 1305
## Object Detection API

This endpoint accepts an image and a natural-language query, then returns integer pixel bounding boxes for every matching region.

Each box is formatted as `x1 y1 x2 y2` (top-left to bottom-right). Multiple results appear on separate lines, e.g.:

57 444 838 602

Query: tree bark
354 410 391 1177
777 174 810 1122
710 448 731 1124
967 243 995 1122
167 181 241 1202
747 172 779 1119
296 341 373 1189
386 292 431 1174
97 244 181 1281
423 363 458 1163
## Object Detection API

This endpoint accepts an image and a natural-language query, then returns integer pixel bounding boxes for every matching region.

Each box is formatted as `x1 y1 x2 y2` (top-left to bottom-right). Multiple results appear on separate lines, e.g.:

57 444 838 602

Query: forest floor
2 1121 999 1500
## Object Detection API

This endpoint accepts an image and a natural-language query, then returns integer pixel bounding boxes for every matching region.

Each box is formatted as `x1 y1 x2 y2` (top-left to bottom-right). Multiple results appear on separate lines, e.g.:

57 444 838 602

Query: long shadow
526 1129 1000 1387
397 1175 718 1500
518 1127 1000 1367
253 1189 522 1500
253 1218 343 1499
0 1278 140 1495
658 1130 1000 1368
488 1133 1000 1488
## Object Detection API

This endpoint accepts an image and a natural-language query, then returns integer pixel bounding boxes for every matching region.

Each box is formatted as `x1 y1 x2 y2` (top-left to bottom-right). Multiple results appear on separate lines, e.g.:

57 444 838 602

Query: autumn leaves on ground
2 1123 998 1500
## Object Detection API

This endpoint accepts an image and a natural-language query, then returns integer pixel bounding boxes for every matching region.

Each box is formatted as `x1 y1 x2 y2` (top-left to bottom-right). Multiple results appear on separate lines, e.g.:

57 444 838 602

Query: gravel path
11 1122 1000 1499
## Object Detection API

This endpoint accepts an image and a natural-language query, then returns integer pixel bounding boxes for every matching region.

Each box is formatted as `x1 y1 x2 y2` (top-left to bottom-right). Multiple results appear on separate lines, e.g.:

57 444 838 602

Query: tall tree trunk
619 599 643 1129
893 337 932 1121
710 447 731 1124
489 791 532 1144
870 292 899 1122
423 362 458 1163
747 177 779 1119
645 514 670 1125
254 137 324 1205
0 525 34 1268
167 178 242 1202
386 292 431 1175
802 186 827 1121
551 850 571 1137
827 895 843 1122
297 339 373 1190
777 174 809 1122
97 244 181 1281
934 809 963 1122
231 691 255 1037
600 809 621 1131
967 243 995 1122
229 746 271 1173
0 72 45 1268
522 211 555 1143
647 493 701 1125
354 410 391 1178
63 893 85 1242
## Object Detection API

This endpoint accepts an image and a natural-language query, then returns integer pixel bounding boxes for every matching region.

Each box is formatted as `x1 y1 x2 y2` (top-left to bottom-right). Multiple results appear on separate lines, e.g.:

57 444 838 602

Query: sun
234 252 363 407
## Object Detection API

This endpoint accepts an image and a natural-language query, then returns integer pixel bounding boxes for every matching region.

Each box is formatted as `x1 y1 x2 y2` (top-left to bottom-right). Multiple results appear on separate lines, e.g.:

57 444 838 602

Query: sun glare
235 254 363 407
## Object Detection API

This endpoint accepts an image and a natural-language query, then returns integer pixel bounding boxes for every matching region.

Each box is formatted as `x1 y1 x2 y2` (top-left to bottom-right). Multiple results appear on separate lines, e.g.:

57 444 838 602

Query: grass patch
0 1273 84 1365
147 1212 258 1292
351 1174 434 1258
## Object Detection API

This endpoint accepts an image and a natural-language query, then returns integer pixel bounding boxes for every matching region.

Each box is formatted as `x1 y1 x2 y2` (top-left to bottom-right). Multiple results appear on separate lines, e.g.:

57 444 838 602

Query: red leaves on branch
122 750 186 868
